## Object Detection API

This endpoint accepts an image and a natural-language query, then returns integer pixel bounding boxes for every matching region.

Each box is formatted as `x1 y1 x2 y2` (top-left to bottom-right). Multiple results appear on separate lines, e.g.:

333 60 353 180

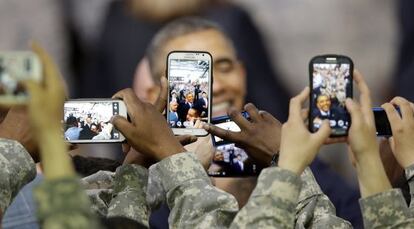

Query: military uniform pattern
82 170 115 217
295 168 352 228
149 152 239 229
359 188 414 228
229 167 301 228
106 164 149 227
0 138 36 213
405 164 414 209
33 177 102 229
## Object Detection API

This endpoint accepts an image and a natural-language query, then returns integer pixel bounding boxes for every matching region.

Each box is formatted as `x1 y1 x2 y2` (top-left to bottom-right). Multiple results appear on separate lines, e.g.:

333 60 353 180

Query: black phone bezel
308 54 354 137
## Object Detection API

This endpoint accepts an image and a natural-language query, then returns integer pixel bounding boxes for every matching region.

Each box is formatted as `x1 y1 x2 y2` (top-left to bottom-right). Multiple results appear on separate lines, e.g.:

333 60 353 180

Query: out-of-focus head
186 108 200 122
127 0 208 22
147 17 246 117
86 117 92 124
316 94 331 112
66 116 78 127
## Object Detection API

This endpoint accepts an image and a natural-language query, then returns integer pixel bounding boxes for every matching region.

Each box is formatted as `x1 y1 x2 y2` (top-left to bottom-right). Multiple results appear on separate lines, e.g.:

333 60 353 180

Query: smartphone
373 107 401 137
63 99 127 143
208 112 263 177
166 51 212 136
0 51 42 105
309 55 353 137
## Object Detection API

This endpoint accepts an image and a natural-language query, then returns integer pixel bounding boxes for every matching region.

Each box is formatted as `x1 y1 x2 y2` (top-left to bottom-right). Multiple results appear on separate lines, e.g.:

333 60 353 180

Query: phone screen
0 52 41 104
167 58 210 129
209 115 262 177
63 101 122 142
373 107 394 136
310 62 352 136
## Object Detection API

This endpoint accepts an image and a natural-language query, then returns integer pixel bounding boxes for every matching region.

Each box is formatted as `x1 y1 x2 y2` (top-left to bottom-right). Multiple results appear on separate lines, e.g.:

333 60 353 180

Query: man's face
170 102 178 111
186 93 194 103
316 95 331 112
160 29 246 117
86 117 92 124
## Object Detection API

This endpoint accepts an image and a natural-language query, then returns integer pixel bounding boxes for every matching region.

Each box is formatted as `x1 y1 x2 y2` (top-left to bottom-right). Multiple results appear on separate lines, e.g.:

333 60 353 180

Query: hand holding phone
204 103 282 167
0 51 42 105
209 111 262 176
381 97 414 168
112 89 185 161
167 51 212 136
309 55 353 137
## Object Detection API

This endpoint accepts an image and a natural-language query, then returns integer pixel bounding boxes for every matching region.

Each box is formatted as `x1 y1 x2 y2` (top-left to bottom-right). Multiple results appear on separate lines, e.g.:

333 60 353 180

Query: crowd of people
64 102 116 141
311 64 351 134
168 59 210 128
1 16 414 229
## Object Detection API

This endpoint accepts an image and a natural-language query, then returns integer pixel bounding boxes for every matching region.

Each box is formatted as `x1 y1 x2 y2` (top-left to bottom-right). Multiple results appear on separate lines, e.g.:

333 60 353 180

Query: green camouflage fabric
0 138 36 213
359 188 414 228
295 168 352 228
149 152 239 228
405 164 414 209
106 164 149 227
229 167 301 228
33 176 102 229
82 170 115 217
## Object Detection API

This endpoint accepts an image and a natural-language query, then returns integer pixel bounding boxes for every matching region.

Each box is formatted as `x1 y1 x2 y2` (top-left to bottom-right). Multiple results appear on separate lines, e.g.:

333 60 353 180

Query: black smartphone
309 55 353 137
208 112 263 177
373 107 401 137
166 51 212 136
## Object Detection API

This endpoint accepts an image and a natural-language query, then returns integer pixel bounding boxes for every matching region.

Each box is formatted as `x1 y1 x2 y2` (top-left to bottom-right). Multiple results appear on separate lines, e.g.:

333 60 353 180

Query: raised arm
25 43 101 229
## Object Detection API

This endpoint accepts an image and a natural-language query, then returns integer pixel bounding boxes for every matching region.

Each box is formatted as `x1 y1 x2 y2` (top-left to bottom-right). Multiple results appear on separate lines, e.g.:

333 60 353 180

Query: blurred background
0 0 412 187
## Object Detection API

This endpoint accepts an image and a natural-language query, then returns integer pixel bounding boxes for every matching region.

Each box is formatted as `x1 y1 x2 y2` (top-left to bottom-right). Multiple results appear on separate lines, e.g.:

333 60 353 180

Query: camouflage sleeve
34 176 102 229
405 164 414 209
107 164 149 227
149 152 238 228
229 167 301 228
0 138 36 213
359 188 414 228
295 168 352 228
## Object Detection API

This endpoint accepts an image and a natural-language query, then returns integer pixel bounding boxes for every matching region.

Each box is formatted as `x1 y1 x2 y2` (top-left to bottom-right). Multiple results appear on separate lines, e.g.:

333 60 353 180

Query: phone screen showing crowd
168 59 210 129
63 101 121 141
310 63 352 136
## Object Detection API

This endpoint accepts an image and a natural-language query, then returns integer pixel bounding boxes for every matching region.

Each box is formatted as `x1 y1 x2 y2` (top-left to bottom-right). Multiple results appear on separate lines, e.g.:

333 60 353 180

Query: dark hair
101 216 147 229
72 155 121 177
146 17 232 83
66 116 78 127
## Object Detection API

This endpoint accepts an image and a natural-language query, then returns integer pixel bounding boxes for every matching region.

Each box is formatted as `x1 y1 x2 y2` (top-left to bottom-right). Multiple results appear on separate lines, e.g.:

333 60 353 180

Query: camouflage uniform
405 164 414 210
0 138 36 214
33 177 102 229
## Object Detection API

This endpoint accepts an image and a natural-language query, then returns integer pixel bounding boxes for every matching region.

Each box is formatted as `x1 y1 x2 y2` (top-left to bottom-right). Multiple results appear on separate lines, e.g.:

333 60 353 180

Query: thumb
314 119 331 145
111 115 135 140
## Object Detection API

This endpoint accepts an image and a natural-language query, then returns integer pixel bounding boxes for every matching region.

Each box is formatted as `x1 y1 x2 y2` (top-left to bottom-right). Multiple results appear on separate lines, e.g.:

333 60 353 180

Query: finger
154 76 168 113
345 98 363 128
389 97 413 122
122 143 131 154
313 119 331 144
31 42 66 94
244 103 261 122
301 108 309 121
228 107 250 130
112 88 141 119
176 135 198 146
353 70 373 122
381 103 403 131
388 136 395 153
111 115 135 140
22 80 42 105
259 110 278 122
203 123 241 142
289 87 309 121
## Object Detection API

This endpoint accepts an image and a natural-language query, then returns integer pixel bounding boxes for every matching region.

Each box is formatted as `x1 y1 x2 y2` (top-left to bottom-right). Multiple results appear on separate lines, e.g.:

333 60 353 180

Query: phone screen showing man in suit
310 62 352 136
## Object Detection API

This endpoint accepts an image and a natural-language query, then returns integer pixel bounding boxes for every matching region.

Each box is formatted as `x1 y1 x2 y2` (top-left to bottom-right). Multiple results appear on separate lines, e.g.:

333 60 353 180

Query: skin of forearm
38 128 75 180
356 153 392 198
